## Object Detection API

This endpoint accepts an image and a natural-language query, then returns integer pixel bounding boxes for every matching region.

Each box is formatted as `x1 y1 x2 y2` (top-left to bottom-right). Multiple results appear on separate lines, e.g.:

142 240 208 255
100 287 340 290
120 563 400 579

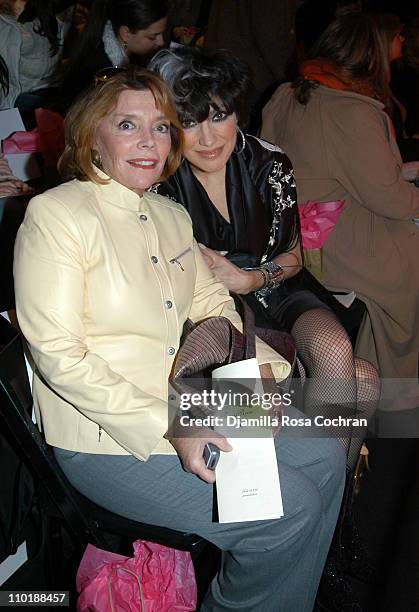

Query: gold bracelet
253 267 269 290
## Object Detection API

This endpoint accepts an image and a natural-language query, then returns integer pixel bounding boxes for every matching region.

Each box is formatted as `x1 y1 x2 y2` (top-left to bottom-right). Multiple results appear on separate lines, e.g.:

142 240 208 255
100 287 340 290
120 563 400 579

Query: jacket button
167 347 176 355
139 214 147 221
151 256 158 264
164 300 173 309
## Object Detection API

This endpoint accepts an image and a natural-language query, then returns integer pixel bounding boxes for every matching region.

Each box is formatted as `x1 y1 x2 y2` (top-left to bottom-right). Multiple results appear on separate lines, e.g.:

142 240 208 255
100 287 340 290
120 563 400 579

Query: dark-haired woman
60 0 168 109
261 13 419 392
150 46 380 469
0 0 72 111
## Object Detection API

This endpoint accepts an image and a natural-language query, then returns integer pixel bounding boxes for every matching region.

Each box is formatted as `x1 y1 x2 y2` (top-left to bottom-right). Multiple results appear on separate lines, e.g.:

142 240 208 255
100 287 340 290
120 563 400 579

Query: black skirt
243 269 365 338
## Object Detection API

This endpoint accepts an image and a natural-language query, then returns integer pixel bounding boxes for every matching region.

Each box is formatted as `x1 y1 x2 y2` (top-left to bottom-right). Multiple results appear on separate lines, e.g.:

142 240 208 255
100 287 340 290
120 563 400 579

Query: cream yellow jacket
14 176 290 460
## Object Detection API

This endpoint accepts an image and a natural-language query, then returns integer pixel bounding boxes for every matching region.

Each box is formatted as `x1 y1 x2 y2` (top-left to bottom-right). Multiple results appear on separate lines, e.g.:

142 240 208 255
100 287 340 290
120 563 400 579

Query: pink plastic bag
76 540 197 612
298 200 345 250
2 108 65 168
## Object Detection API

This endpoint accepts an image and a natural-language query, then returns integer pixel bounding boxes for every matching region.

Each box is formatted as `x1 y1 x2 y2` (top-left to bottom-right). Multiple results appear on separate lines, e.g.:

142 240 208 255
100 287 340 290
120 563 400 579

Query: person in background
60 0 168 109
261 13 419 390
373 12 405 63
391 17 419 159
71 0 93 32
0 153 32 198
295 0 363 66
371 11 419 165
0 0 73 111
204 0 298 132
13 66 345 612
370 13 406 139
0 151 32 311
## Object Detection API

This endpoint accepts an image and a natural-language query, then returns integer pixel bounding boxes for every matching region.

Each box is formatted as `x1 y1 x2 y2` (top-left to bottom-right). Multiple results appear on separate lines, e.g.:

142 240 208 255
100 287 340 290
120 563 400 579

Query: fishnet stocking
291 308 379 469
350 358 380 468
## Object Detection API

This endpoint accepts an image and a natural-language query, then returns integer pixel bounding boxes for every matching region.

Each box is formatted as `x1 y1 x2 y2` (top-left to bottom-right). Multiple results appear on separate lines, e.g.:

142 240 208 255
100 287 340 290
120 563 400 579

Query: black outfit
156 134 340 333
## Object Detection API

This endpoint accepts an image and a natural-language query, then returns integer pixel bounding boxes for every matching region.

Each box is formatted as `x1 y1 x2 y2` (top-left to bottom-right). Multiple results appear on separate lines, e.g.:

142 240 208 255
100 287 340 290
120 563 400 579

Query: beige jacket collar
90 167 150 212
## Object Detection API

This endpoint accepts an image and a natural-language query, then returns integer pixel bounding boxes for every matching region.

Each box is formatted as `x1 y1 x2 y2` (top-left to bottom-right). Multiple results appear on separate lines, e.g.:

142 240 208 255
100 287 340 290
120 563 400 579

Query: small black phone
203 443 220 470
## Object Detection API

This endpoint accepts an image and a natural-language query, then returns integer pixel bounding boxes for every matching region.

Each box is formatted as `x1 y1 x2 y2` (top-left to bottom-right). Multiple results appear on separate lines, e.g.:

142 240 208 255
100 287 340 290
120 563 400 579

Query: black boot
338 514 378 584
315 456 377 611
316 551 363 612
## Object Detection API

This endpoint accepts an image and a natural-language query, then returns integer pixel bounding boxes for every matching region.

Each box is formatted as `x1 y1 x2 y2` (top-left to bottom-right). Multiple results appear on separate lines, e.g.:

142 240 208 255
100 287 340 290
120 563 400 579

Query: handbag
170 295 296 409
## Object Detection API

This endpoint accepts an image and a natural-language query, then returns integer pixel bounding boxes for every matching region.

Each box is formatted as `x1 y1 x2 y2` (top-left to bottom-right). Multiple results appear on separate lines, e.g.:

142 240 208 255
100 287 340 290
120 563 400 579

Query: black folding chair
0 316 219 606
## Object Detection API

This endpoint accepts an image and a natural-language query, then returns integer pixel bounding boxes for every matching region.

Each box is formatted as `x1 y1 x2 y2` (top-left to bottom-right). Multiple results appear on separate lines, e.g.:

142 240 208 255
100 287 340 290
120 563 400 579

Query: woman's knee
293 309 354 372
281 433 346 477
355 358 381 412
292 436 346 497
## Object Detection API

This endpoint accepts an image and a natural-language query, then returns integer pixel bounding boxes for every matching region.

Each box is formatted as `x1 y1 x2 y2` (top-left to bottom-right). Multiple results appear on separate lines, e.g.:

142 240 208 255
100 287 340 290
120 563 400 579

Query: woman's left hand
198 244 262 294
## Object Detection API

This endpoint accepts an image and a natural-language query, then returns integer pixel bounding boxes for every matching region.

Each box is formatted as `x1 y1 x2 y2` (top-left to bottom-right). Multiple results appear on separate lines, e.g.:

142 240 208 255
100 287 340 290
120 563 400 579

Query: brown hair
58 67 183 185
371 12 404 59
293 13 390 105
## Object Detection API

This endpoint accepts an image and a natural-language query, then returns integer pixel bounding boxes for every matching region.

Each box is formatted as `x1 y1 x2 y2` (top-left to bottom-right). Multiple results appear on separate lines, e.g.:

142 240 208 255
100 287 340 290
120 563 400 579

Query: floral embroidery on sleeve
264 160 296 254
149 183 179 203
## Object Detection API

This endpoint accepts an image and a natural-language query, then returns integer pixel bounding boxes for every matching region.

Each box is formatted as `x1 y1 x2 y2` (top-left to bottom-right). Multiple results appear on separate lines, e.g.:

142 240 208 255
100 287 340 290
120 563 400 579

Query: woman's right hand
0 180 34 198
198 244 263 294
402 161 419 182
168 428 232 484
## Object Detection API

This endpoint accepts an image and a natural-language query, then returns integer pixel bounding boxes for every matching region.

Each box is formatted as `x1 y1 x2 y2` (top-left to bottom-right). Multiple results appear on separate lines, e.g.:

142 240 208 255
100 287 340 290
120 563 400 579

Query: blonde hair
58 67 183 184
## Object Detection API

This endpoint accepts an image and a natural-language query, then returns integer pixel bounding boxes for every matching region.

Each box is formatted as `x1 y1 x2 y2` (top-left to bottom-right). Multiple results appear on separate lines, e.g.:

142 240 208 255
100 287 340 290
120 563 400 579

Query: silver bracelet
259 261 285 289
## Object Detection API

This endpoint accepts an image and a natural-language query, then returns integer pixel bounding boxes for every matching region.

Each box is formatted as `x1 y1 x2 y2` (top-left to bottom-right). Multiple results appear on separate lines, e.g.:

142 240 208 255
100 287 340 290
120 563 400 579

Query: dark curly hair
149 46 251 126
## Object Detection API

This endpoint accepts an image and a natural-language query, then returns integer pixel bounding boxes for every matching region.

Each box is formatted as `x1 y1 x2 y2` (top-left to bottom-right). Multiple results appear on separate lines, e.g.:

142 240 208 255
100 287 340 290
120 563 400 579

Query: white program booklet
212 358 284 523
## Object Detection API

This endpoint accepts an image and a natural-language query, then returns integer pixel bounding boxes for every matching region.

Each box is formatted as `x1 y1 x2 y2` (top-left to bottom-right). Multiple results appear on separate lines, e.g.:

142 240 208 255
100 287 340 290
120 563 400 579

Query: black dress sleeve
244 136 300 261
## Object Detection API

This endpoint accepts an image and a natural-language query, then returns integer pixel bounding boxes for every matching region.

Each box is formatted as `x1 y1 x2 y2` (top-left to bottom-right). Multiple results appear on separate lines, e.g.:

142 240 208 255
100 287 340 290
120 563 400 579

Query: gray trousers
55 432 345 611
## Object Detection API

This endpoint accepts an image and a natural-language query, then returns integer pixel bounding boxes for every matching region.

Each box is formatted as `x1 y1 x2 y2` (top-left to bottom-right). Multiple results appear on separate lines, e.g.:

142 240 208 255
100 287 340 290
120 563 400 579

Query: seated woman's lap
53 417 345 549
243 289 329 333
